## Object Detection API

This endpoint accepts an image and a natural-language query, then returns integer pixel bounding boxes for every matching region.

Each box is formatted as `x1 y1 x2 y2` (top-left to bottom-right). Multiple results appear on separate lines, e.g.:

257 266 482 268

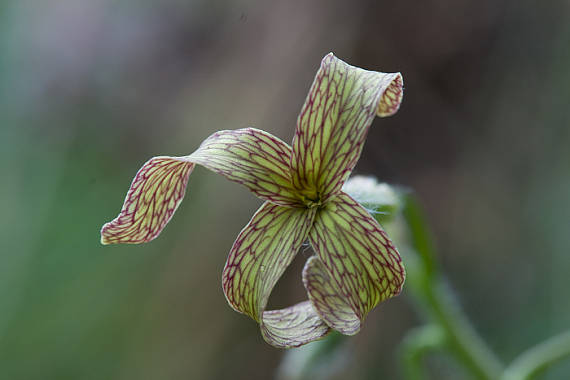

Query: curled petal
290 53 403 203
261 301 330 348
189 128 301 207
303 255 360 334
102 128 303 245
222 202 329 347
222 202 314 320
307 192 405 333
101 157 194 244
376 73 403 117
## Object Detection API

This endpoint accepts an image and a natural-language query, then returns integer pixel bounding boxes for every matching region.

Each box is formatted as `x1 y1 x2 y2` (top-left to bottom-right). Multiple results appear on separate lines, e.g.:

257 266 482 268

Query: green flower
101 53 405 348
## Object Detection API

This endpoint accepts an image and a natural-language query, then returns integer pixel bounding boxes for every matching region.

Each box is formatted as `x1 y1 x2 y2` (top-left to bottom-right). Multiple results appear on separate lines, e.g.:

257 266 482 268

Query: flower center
302 194 323 209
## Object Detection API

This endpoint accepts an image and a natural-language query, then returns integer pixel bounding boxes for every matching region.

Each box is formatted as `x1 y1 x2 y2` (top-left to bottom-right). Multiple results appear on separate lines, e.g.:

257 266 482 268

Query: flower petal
101 156 195 244
188 128 301 207
222 202 314 319
302 255 360 334
290 53 403 202
261 301 330 348
101 128 303 245
307 192 405 333
222 201 329 347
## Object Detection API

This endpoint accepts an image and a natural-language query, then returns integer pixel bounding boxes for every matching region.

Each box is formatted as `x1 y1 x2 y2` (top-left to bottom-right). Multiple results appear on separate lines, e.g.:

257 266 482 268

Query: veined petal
307 192 405 333
188 128 301 207
101 128 303 245
222 202 329 347
302 255 360 334
101 156 194 244
290 53 403 202
261 301 330 348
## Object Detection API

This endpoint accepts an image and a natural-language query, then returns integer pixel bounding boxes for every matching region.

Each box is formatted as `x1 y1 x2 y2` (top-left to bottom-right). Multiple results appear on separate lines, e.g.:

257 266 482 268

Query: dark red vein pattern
303 255 361 334
221 202 332 346
101 157 194 244
100 53 406 348
376 73 403 117
308 192 405 328
261 300 330 348
222 202 315 320
290 53 403 203
189 128 302 207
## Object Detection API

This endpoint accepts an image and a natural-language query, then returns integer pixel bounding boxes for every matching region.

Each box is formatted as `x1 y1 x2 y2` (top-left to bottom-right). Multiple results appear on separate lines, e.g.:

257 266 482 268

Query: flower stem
401 194 504 380
276 331 346 380
399 324 446 380
501 330 570 380
423 278 504 379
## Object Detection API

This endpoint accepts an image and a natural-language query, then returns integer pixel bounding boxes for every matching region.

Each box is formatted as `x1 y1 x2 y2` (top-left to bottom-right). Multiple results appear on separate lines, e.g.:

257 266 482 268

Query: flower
101 53 406 348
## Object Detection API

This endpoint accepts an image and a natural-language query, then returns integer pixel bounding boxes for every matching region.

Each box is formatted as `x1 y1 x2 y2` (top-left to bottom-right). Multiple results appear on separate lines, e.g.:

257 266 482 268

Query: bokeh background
1 0 569 379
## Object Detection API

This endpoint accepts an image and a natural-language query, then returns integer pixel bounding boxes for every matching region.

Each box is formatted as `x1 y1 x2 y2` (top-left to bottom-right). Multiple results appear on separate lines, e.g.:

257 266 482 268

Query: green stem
425 279 504 379
276 331 346 380
401 194 504 379
501 330 570 380
400 325 446 380
400 195 438 282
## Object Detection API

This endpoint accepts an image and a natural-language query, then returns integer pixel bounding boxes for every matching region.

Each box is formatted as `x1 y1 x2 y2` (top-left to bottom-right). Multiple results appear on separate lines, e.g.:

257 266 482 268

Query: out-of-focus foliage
0 0 569 379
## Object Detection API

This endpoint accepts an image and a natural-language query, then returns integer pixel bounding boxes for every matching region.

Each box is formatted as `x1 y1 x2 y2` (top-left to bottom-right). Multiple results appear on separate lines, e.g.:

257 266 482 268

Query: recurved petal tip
100 156 194 245
100 232 110 245
376 72 403 117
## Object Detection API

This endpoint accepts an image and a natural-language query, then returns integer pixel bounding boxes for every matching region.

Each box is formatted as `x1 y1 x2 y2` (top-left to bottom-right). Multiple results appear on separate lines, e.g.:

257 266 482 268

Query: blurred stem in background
277 178 570 380
400 193 503 379
502 331 570 380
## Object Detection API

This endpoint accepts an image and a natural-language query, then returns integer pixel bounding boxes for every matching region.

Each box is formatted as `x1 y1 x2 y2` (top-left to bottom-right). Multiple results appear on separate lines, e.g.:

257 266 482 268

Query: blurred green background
1 0 569 379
